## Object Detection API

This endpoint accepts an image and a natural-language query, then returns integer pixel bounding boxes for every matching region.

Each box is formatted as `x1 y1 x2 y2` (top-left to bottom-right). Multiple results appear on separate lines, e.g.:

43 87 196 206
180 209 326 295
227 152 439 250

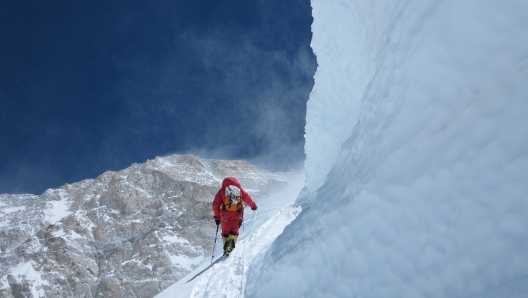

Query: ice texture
246 0 528 297
302 0 371 195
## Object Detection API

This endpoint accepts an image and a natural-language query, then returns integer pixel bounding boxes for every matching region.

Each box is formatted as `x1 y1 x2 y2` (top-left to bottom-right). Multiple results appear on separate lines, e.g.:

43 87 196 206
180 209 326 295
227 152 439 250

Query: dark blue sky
0 0 316 195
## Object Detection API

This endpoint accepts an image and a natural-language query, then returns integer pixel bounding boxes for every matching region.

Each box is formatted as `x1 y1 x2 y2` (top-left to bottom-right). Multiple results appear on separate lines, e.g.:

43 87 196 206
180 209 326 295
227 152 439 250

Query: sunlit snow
0 206 26 217
45 200 71 223
9 262 48 298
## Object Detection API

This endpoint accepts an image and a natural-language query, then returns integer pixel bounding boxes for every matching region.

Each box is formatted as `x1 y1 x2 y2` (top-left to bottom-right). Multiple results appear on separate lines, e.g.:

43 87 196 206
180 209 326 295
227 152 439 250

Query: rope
240 208 258 298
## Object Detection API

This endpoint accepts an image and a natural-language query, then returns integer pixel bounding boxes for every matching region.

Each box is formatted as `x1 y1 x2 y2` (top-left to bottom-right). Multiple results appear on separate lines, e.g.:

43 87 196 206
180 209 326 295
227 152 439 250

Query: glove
214 217 220 225
251 205 258 211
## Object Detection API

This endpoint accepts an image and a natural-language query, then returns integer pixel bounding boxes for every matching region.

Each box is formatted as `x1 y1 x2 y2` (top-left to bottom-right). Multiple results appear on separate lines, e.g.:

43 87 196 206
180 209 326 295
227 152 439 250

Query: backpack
223 185 242 212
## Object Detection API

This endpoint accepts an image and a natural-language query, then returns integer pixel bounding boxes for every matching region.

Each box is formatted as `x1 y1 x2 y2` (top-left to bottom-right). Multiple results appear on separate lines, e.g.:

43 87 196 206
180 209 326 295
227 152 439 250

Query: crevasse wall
247 0 528 297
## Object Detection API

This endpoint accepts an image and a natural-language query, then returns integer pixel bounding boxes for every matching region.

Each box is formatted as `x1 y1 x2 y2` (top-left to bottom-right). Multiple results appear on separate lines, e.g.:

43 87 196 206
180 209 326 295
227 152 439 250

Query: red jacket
212 177 257 219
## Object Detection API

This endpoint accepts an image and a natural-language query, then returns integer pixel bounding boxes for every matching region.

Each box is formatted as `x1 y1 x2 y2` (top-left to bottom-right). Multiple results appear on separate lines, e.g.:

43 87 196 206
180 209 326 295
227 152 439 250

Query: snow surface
169 255 204 271
159 0 528 297
9 262 47 298
0 206 26 217
164 234 192 245
45 199 71 223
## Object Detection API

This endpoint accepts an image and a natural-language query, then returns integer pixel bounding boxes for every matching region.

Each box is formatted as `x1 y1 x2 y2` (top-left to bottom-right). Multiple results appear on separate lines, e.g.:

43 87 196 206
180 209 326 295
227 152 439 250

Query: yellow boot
222 235 229 247
224 232 238 255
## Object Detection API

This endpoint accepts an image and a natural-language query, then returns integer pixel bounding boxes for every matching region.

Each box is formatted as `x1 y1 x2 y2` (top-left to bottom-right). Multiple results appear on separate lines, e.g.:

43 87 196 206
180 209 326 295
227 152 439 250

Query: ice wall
247 0 528 297
302 0 373 195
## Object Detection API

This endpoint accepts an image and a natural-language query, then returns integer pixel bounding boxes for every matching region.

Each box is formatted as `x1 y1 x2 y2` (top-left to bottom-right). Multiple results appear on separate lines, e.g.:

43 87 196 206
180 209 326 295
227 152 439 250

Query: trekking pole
211 224 220 264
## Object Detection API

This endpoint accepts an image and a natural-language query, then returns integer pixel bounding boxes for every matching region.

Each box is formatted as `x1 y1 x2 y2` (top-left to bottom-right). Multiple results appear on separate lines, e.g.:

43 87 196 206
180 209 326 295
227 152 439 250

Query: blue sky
0 0 316 194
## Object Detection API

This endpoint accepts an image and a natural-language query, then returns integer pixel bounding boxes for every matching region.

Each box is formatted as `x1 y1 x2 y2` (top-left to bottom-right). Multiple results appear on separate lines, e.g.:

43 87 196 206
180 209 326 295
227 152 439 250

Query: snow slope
246 0 528 297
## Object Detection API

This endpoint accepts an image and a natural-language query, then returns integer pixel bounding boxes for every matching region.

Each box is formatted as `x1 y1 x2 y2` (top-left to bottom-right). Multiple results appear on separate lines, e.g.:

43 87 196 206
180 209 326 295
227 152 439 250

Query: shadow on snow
185 255 228 284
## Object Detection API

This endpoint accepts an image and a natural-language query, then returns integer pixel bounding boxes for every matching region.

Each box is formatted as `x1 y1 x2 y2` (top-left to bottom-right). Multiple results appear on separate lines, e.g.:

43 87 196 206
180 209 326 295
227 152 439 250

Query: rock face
0 154 290 297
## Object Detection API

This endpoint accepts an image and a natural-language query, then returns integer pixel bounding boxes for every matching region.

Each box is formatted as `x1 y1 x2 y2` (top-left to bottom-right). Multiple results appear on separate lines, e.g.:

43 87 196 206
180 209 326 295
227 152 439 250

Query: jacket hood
222 177 241 189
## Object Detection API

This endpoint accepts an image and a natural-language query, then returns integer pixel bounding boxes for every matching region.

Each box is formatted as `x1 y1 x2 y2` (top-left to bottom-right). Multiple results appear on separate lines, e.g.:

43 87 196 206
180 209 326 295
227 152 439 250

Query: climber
212 176 257 256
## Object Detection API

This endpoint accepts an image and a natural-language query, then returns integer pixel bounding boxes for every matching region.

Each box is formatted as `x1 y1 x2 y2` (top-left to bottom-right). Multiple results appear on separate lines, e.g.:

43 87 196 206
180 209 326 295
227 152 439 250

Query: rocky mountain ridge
0 154 290 297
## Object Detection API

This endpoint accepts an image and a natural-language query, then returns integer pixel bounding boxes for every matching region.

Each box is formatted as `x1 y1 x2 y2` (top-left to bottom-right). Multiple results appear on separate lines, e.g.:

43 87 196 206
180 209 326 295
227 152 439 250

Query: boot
224 231 238 255
222 234 229 250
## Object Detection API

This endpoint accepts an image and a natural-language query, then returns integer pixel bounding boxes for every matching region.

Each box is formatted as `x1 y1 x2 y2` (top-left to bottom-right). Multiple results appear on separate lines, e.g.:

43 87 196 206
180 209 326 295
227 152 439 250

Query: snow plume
246 0 528 297
180 29 315 173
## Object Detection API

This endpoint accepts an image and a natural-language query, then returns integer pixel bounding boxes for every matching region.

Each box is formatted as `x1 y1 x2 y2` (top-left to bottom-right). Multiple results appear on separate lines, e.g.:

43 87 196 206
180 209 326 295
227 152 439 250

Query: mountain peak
0 154 291 297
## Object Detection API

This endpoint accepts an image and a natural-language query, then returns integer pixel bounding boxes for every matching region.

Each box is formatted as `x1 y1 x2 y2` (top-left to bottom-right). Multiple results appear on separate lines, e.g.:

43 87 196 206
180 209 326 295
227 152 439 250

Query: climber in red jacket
212 176 257 255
